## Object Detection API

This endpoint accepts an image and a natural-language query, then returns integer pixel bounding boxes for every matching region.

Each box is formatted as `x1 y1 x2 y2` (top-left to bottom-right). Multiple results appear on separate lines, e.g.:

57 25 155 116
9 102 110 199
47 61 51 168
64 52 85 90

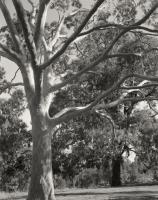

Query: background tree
0 88 32 191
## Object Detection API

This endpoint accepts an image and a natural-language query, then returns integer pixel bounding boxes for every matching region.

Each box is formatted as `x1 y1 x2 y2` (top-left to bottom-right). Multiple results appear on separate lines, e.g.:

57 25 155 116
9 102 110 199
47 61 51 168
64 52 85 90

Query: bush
74 168 102 188
54 175 67 189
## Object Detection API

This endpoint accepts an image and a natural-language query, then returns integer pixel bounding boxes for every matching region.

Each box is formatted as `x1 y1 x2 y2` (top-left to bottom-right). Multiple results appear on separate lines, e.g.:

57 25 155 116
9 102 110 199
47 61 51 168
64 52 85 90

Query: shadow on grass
109 197 158 200
55 191 158 196
2 195 157 200
0 196 26 200
1 190 158 200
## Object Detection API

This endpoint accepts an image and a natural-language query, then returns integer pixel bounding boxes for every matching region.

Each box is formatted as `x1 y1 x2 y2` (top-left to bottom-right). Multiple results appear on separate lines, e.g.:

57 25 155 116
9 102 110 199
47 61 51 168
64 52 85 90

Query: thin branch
41 36 50 53
134 2 158 26
119 96 158 103
34 0 50 49
79 24 158 37
74 42 86 57
12 0 37 66
95 109 116 138
49 15 65 50
147 100 158 116
0 0 20 52
10 68 20 83
0 82 23 94
120 83 158 90
39 0 105 70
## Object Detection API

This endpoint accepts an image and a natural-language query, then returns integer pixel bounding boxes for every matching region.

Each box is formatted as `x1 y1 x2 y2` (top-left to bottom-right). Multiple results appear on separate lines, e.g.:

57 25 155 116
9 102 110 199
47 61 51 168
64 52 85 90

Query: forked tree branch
0 0 20 52
0 43 22 66
48 22 158 93
39 0 105 70
34 0 50 49
49 73 158 125
0 50 19 65
12 0 37 66
49 15 65 50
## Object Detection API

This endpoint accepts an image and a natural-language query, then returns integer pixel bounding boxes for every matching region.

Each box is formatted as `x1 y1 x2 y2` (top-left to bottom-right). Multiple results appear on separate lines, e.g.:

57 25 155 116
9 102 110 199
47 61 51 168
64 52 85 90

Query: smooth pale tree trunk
111 156 122 187
27 107 56 200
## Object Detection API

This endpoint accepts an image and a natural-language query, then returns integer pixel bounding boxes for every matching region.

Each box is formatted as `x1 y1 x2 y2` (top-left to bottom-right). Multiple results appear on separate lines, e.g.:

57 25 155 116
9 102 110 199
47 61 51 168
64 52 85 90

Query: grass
1 185 158 200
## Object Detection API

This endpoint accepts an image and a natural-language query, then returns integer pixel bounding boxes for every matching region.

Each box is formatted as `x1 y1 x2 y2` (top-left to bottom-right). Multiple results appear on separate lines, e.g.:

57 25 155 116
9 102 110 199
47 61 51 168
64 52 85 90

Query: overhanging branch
48 48 142 93
49 73 158 125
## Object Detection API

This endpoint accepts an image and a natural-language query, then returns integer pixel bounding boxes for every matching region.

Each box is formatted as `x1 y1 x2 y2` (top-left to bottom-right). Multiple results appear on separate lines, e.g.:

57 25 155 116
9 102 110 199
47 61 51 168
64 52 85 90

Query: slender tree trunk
27 110 56 200
111 156 122 187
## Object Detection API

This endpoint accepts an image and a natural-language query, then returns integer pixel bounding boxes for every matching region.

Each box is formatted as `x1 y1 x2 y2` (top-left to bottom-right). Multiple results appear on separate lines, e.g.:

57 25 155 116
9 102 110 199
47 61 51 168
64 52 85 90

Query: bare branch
12 0 37 66
49 15 65 50
147 100 158 116
0 0 20 52
119 96 158 103
0 43 22 65
10 68 20 83
34 0 50 49
0 82 23 94
74 42 86 57
39 0 105 70
79 24 158 37
0 50 19 64
27 0 37 26
95 109 116 137
120 83 158 90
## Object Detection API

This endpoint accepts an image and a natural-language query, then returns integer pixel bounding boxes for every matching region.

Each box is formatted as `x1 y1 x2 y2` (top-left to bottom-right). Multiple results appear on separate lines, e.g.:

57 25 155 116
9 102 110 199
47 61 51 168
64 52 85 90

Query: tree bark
27 110 56 200
111 156 122 187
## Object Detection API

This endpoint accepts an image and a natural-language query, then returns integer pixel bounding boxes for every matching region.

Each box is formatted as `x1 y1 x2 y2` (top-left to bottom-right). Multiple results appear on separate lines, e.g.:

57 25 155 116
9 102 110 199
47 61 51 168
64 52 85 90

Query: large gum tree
1 0 158 199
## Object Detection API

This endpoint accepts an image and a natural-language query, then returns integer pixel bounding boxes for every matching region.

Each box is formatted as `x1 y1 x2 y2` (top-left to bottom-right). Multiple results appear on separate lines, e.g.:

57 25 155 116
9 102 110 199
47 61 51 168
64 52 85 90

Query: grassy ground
0 185 158 200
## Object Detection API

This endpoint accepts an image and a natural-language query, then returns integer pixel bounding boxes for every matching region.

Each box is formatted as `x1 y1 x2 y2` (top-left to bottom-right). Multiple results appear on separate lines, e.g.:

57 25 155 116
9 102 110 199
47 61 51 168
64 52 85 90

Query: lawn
0 185 158 200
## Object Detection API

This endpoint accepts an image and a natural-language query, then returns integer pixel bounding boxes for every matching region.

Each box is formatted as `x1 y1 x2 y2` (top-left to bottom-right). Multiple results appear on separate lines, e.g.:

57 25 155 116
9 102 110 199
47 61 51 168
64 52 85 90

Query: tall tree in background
0 89 31 191
1 0 158 199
